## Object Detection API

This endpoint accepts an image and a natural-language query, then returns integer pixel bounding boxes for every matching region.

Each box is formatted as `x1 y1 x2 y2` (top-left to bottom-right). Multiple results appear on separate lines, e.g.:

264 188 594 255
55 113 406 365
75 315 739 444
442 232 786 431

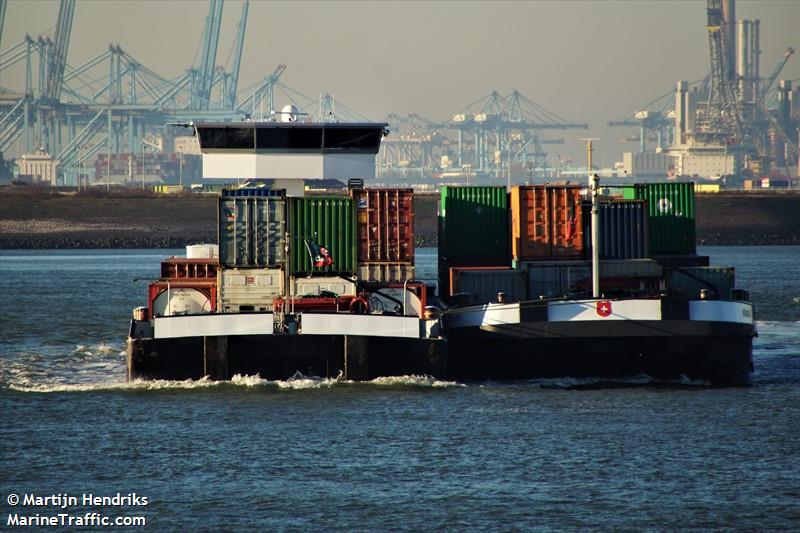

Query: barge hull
445 323 753 385
127 323 752 386
126 333 447 382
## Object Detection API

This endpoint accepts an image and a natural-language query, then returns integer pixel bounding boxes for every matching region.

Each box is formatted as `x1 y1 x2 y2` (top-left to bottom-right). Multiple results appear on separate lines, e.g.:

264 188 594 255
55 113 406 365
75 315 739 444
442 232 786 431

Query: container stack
350 188 415 283
507 185 588 302
438 186 511 302
217 188 286 312
622 182 696 255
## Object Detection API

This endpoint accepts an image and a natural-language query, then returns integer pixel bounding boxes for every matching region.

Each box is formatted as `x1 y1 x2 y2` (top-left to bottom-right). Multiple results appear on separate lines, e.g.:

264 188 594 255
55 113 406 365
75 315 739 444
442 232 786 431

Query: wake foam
6 372 465 393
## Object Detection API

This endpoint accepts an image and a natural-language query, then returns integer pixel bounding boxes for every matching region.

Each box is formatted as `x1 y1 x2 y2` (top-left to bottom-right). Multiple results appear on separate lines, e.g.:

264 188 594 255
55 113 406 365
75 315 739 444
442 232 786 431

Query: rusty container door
550 186 584 258
352 188 414 264
512 186 583 261
511 186 549 260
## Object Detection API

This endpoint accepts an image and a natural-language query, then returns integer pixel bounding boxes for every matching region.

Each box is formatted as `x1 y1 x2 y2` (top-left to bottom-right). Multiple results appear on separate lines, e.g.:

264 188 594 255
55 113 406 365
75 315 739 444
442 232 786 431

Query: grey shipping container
667 266 735 299
218 194 286 267
583 200 648 259
450 267 527 305
521 259 663 298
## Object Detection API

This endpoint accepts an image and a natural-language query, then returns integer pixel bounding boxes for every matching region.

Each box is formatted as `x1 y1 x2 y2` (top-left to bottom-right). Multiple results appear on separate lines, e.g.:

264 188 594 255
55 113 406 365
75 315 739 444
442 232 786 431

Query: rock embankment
0 190 797 249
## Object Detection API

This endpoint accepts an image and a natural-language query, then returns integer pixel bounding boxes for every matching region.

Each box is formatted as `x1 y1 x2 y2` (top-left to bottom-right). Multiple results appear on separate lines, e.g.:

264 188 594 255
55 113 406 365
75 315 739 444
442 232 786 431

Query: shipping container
623 182 696 254
511 185 583 261
582 200 647 260
218 190 286 267
438 255 507 301
438 186 509 263
289 196 357 275
523 261 590 299
160 258 219 280
450 266 526 304
218 267 283 313
357 264 416 283
667 266 735 300
148 280 217 319
521 259 663 299
350 188 414 264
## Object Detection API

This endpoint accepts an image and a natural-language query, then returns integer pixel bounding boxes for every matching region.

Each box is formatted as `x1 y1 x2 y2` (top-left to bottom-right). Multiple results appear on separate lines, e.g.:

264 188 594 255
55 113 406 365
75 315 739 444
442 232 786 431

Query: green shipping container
289 197 357 275
438 186 509 262
624 182 696 254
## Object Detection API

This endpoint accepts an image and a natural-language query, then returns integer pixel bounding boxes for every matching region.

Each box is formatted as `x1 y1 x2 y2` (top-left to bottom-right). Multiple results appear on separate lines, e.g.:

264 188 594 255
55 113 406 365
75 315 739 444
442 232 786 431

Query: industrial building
611 0 798 185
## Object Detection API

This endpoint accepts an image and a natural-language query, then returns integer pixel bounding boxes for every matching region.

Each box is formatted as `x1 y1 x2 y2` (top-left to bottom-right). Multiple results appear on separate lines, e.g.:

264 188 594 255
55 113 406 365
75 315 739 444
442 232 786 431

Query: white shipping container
219 268 283 312
357 264 416 283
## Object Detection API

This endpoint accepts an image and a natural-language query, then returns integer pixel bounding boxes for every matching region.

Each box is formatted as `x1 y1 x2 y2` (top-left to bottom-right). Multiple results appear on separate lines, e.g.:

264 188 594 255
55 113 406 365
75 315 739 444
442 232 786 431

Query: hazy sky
2 0 799 165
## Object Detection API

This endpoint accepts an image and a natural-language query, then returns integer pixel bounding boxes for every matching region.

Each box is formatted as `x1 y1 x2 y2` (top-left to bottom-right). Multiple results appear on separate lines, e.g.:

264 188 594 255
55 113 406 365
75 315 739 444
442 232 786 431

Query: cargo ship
126 118 755 385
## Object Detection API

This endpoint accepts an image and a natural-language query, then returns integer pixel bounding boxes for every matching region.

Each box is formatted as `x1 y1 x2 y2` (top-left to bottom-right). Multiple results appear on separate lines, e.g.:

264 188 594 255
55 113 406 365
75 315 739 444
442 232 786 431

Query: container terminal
0 0 797 190
126 118 755 386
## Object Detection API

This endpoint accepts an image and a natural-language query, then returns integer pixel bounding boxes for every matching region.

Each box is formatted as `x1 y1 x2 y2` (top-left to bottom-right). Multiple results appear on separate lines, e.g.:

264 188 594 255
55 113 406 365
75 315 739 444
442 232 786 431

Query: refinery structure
0 0 797 189
613 0 799 186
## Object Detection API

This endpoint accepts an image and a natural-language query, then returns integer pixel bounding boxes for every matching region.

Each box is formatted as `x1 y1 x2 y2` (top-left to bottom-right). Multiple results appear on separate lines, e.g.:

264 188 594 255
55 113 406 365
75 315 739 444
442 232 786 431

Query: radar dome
280 104 299 123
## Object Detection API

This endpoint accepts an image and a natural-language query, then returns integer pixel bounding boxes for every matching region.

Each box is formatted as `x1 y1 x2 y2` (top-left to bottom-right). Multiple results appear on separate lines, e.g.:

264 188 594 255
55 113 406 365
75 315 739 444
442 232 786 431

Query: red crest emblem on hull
596 300 612 317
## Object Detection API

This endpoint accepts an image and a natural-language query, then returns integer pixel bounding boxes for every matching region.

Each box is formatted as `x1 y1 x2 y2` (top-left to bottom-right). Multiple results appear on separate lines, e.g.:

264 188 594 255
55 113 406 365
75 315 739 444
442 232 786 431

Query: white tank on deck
186 244 219 259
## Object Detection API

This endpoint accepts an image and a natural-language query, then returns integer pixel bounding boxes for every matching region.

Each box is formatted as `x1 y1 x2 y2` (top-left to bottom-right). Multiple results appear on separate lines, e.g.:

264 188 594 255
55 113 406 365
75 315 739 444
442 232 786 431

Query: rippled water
1 247 798 530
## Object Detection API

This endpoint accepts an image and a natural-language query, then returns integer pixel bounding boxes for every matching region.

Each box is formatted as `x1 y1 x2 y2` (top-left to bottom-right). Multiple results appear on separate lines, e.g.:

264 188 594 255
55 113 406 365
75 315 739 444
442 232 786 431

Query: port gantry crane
0 0 260 185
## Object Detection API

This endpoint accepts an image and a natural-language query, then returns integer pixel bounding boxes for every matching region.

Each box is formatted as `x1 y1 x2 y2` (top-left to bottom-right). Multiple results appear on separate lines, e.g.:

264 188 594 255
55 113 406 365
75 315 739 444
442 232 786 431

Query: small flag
304 240 334 268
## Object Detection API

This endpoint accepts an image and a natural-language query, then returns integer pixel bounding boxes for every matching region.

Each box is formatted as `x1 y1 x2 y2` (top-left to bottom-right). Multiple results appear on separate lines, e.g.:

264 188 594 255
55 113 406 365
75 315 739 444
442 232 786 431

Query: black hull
127 320 753 386
126 334 448 382
446 323 754 386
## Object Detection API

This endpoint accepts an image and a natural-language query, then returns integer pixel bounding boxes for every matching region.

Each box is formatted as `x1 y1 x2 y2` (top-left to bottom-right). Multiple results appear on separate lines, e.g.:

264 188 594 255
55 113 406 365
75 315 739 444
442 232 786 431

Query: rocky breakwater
0 190 216 249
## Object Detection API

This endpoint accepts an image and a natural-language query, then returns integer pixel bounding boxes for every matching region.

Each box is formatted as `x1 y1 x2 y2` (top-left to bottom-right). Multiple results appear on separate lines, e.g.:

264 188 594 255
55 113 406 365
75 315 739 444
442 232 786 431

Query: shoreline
1 228 797 249
1 190 798 249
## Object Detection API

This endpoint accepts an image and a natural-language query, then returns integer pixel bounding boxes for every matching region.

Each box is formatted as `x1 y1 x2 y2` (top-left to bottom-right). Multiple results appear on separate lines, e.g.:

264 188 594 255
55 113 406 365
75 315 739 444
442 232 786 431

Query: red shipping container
511 185 584 261
350 188 414 264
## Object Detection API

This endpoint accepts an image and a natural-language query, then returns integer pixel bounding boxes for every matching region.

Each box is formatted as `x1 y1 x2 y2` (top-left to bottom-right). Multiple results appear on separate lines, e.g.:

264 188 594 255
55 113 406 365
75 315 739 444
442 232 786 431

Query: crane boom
761 47 795 102
45 0 75 101
194 0 224 109
226 0 248 109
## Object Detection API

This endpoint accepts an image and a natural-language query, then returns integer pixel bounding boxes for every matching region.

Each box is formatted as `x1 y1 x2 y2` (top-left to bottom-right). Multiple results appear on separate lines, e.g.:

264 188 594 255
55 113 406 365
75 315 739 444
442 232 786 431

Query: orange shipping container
351 188 414 264
511 185 584 261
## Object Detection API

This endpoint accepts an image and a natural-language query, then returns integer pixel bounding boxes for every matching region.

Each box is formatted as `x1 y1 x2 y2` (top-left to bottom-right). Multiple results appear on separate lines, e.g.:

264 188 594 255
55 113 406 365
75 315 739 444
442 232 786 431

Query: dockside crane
44 0 75 102
193 0 224 109
762 47 795 106
696 0 743 143
0 0 7 45
224 0 248 109
237 64 286 117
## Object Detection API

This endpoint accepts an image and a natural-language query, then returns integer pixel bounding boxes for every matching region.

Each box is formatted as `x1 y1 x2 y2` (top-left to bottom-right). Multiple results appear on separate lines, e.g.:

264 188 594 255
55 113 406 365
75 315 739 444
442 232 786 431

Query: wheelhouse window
197 126 255 150
256 127 323 150
323 127 383 152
